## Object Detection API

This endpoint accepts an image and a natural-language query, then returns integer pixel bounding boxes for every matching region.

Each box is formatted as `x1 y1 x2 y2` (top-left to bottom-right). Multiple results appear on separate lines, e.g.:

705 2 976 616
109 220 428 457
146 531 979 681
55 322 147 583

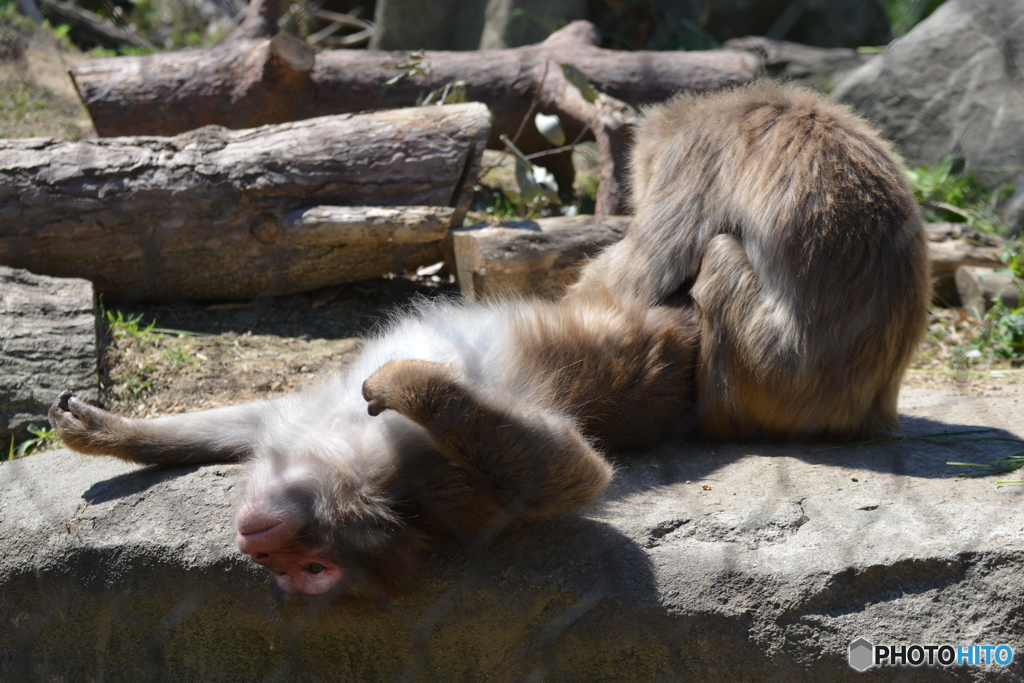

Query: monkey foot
361 359 463 425
48 390 122 454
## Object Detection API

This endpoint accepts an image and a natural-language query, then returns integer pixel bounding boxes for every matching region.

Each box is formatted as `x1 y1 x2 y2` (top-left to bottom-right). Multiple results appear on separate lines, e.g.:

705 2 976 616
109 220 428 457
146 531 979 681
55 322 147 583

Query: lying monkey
51 292 698 594
50 82 928 594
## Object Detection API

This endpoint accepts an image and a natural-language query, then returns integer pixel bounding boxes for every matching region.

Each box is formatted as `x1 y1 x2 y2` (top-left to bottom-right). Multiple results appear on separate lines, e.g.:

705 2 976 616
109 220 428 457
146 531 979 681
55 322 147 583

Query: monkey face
233 442 408 595
235 506 344 594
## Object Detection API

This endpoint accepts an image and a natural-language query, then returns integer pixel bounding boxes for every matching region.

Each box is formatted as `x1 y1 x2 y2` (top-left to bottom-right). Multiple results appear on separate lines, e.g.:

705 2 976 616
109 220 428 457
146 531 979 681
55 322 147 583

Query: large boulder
2 381 1023 680
832 0 1024 192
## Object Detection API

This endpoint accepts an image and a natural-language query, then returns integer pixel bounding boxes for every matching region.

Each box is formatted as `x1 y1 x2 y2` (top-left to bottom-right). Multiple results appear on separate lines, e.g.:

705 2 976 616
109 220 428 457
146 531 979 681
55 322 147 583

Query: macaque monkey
572 82 929 440
50 82 927 595
50 293 698 595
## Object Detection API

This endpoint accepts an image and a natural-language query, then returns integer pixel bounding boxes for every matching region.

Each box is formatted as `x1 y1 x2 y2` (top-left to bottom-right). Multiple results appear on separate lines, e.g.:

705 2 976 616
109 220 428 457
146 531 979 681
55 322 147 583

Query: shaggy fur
571 82 930 440
50 82 927 595
50 292 698 595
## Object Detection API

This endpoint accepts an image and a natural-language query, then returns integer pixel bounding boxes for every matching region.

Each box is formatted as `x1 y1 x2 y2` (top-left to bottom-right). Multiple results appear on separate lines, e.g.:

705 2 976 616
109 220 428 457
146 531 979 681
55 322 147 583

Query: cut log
446 215 631 300
70 6 758 215
955 266 1022 319
450 217 1003 305
0 104 488 301
925 230 1004 306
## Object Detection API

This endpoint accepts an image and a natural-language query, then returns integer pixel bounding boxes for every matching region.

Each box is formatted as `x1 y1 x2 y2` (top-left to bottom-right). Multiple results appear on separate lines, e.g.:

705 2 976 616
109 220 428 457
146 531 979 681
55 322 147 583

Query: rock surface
832 0 1024 189
2 380 1024 681
0 267 97 444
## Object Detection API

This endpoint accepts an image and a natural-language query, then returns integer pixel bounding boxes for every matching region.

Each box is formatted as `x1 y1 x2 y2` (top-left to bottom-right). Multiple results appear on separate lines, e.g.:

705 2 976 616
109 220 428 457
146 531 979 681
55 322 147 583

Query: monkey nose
235 507 280 535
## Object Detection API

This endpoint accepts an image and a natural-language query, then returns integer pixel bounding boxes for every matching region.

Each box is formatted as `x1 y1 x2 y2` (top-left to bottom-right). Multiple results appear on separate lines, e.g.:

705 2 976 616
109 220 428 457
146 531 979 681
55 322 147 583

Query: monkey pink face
235 507 343 595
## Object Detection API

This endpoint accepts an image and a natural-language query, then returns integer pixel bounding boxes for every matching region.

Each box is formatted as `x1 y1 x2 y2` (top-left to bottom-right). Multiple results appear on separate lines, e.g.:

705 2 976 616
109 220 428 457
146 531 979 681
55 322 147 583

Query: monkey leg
691 234 808 439
49 390 262 465
362 360 613 517
692 235 889 440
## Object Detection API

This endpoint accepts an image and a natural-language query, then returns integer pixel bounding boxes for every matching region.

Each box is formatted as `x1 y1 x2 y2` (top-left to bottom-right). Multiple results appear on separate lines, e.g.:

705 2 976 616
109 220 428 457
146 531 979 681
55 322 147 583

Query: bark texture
70 8 758 214
0 104 488 300
447 215 631 300
450 217 996 303
955 266 1022 319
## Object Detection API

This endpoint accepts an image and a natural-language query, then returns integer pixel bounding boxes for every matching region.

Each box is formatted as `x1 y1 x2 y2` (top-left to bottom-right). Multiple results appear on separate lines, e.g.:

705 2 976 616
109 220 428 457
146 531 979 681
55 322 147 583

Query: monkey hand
361 360 464 427
48 390 128 455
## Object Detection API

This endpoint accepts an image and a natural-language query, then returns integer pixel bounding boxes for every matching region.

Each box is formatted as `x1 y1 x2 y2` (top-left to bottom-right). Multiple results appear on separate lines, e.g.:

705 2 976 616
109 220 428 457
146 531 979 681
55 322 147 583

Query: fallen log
69 0 758 214
0 104 488 301
925 223 1005 306
449 217 1003 304
446 215 630 299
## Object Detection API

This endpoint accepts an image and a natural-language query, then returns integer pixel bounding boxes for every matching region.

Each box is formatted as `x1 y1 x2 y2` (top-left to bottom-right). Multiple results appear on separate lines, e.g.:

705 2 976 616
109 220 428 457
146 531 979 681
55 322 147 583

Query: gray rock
3 382 1024 680
0 267 97 444
832 0 1024 189
1000 172 1024 236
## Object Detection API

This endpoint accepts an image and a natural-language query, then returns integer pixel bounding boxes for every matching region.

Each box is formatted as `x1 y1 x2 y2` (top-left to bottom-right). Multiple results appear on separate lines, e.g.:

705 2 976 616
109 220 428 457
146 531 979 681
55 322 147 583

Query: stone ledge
2 385 1023 681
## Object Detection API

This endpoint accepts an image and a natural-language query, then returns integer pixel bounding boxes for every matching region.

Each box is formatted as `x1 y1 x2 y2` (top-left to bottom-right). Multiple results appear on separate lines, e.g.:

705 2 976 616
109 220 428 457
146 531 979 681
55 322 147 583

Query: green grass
8 424 62 460
905 156 1013 234
105 309 157 340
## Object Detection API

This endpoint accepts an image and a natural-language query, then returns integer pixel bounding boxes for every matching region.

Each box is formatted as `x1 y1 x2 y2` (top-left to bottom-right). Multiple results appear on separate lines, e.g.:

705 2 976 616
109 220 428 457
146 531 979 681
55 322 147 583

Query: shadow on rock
599 414 1022 504
82 464 201 504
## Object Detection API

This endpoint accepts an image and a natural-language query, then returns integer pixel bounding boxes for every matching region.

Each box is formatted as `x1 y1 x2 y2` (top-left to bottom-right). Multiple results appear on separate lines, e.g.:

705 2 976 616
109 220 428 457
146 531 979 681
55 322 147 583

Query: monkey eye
306 563 326 574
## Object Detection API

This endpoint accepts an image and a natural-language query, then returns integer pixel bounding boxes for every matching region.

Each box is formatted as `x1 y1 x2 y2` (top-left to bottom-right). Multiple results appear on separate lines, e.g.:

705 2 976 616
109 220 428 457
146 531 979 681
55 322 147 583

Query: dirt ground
97 275 457 418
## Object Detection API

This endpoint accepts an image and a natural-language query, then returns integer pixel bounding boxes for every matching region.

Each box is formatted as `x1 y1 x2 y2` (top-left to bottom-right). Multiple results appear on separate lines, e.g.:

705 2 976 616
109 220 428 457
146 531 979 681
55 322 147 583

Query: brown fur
571 82 930 440
50 292 698 594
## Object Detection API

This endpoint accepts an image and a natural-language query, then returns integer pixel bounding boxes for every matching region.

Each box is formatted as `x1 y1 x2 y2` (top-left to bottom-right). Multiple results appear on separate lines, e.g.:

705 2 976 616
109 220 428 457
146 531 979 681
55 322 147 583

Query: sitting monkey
571 82 929 440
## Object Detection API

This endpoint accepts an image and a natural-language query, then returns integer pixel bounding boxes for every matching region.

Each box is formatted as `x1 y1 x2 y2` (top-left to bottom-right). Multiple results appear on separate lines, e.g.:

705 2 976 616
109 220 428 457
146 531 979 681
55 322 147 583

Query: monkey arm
361 360 613 518
49 390 265 465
